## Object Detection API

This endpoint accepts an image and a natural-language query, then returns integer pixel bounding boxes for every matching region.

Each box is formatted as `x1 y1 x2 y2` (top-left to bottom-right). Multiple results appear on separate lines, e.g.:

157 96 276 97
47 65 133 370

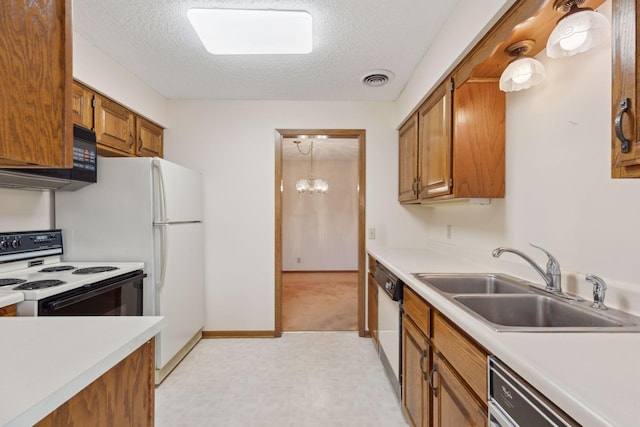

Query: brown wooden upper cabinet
0 0 73 168
72 83 95 131
94 94 137 156
398 115 419 202
136 117 164 158
398 78 505 203
611 0 640 178
418 81 453 200
72 81 164 158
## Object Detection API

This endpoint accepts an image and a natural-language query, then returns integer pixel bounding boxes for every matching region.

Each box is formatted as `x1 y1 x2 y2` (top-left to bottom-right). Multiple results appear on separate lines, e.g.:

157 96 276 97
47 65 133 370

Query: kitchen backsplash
0 188 53 232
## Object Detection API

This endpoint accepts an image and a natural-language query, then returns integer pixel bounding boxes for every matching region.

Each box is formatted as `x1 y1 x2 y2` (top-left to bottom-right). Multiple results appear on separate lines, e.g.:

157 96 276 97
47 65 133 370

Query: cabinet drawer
403 286 431 337
433 313 487 403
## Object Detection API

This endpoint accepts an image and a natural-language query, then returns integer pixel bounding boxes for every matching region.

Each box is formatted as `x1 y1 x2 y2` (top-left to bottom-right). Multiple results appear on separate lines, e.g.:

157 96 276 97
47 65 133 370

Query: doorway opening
274 129 366 337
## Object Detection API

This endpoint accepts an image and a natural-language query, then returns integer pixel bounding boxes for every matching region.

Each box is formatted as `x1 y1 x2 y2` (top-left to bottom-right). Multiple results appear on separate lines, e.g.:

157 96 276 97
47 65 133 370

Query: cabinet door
432 354 487 427
0 0 73 167
136 117 164 158
452 80 505 198
611 0 640 177
402 316 430 427
72 82 95 130
367 274 379 348
398 114 419 202
418 80 453 199
36 338 155 427
94 94 136 156
0 304 17 317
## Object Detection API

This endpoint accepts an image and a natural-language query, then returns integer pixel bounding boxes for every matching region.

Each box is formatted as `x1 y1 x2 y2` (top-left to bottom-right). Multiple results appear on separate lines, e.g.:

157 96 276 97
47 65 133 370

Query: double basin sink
412 273 640 332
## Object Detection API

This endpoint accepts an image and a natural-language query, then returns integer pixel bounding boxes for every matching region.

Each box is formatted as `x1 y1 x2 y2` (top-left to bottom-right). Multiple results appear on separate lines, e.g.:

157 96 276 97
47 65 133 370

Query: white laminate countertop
368 245 640 427
0 292 23 308
0 316 165 426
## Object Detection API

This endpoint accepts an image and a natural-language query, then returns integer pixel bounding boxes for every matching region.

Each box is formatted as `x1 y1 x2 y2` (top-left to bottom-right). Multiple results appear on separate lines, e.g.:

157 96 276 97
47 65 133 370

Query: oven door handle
45 276 143 312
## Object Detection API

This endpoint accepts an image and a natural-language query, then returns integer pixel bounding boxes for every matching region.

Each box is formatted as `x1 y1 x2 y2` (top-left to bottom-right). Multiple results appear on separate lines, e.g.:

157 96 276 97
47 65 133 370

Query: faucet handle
586 274 608 310
529 243 560 273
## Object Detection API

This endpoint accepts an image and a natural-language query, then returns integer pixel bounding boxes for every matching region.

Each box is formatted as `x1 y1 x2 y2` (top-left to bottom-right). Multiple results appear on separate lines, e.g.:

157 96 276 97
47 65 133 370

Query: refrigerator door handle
156 223 169 289
153 158 168 222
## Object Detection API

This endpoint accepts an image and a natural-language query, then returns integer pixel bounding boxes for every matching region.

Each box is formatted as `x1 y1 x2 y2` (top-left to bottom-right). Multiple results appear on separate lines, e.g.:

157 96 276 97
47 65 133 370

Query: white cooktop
0 256 144 300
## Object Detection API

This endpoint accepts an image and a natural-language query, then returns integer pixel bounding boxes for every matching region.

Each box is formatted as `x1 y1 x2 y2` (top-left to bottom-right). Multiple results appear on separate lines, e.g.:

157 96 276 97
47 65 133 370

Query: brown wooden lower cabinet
0 304 17 316
36 338 155 427
402 316 431 427
399 284 488 427
367 272 378 349
432 355 487 427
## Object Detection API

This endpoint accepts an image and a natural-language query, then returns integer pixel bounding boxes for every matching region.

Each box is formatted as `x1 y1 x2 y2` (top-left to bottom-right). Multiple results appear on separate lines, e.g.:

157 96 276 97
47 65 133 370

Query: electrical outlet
446 225 452 239
368 228 376 239
297 257 301 263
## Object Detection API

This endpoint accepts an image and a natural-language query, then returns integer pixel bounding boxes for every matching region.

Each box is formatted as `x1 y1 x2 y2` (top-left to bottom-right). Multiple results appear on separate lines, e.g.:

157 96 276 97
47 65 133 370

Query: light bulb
558 30 588 51
511 68 533 84
499 57 545 92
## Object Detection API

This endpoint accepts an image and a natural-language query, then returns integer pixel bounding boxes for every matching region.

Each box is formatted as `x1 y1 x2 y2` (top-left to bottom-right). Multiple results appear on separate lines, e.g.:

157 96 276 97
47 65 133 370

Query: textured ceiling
72 0 460 101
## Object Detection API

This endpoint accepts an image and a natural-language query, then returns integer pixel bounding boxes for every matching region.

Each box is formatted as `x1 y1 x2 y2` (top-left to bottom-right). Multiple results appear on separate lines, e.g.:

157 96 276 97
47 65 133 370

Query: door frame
274 129 366 337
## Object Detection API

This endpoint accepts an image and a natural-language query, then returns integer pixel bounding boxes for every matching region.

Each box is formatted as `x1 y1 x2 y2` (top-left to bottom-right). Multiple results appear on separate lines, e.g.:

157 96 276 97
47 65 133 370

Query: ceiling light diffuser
499 40 546 92
187 8 312 55
546 5 609 58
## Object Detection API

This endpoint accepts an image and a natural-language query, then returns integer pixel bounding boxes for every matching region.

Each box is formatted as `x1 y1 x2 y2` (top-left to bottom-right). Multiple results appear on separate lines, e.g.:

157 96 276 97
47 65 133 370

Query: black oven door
38 270 145 316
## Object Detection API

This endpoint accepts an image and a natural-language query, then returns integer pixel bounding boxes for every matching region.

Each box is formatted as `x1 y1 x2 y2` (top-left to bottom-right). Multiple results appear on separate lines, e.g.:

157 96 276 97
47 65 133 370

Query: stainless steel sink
452 294 632 331
411 272 640 332
412 273 531 294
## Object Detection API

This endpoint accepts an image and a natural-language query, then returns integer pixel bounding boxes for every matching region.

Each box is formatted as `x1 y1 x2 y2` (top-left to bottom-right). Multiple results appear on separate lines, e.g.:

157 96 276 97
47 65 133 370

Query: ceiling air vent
361 69 394 87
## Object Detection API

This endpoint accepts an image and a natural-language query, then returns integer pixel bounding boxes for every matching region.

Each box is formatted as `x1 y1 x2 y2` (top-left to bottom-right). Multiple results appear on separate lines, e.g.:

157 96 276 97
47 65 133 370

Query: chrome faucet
491 244 562 294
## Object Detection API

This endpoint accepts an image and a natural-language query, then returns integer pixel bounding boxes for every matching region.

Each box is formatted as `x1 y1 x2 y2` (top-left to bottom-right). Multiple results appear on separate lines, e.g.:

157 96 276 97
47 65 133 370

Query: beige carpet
282 271 358 331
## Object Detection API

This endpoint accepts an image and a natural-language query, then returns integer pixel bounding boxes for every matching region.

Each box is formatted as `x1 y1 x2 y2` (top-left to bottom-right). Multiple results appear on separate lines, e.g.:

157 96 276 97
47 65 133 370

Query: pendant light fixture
546 0 609 58
293 140 328 194
499 40 546 92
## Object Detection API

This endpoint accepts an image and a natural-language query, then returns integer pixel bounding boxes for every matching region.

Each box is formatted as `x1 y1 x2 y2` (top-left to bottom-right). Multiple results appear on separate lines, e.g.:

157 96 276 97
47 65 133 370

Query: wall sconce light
546 0 609 58
499 40 546 92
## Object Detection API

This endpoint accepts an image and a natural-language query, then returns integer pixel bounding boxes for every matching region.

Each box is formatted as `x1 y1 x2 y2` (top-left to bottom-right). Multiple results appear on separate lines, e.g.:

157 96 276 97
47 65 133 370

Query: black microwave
0 125 98 191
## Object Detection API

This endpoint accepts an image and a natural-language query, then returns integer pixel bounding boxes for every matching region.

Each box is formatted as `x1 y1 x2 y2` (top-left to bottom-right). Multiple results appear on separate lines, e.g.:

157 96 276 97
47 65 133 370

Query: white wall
412 2 640 311
395 0 517 125
0 189 52 232
73 32 169 126
164 100 431 331
282 158 358 271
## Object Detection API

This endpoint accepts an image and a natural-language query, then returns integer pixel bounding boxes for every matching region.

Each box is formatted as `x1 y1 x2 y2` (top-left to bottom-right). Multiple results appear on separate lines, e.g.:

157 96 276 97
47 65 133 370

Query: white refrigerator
55 157 205 383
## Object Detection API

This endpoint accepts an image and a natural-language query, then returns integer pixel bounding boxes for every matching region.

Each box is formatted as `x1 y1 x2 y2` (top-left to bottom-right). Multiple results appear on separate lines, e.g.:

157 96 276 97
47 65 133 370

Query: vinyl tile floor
156 332 408 427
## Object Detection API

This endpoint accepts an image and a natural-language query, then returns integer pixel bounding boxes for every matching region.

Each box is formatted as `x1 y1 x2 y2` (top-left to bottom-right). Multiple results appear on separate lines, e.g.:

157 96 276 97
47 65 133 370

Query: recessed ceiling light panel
187 8 312 55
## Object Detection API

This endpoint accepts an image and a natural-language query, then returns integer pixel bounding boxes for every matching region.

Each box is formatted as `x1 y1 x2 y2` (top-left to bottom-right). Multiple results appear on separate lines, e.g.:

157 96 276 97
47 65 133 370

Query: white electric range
0 230 145 316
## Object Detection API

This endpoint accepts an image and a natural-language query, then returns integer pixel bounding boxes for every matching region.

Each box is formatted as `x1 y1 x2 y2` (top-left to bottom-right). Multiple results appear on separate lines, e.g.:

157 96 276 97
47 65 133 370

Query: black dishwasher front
488 357 579 427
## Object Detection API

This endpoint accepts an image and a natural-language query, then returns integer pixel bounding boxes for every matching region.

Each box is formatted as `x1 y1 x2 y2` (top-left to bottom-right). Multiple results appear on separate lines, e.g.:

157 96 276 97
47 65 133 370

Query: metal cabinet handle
428 364 438 397
419 349 428 380
129 131 134 148
615 98 632 154
138 136 144 151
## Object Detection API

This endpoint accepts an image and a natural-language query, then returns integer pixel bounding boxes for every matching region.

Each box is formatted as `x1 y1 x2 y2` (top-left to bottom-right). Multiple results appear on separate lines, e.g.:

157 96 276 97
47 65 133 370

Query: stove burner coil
40 265 76 272
72 266 119 274
14 280 66 290
0 278 27 287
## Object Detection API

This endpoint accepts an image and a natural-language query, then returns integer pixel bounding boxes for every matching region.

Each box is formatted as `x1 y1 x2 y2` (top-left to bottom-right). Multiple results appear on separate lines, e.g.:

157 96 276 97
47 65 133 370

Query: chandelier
293 140 328 194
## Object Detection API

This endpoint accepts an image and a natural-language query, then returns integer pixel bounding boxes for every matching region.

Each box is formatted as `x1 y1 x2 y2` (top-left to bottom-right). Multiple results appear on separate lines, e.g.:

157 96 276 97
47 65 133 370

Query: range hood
0 169 91 191
0 125 98 191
